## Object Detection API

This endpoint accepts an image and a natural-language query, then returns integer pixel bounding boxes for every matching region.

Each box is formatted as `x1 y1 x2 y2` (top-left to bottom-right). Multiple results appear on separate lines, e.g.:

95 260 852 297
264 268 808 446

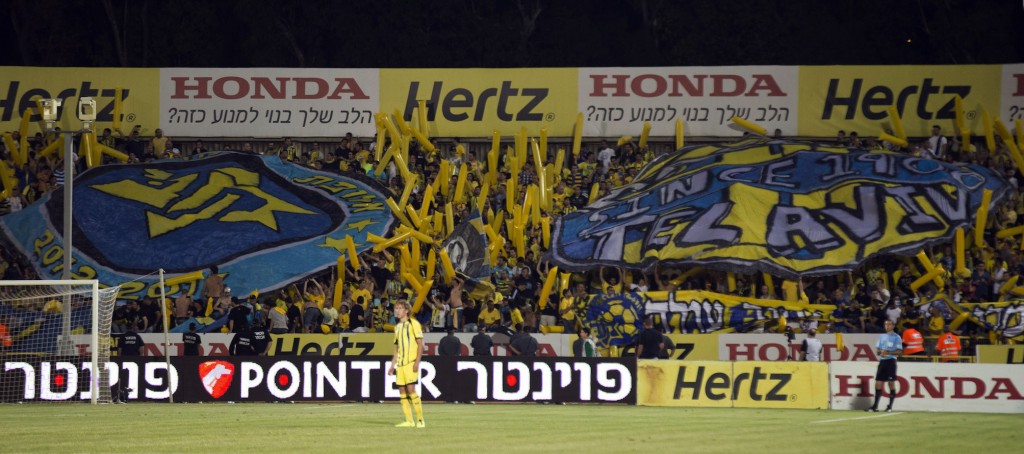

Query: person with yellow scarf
268 297 289 334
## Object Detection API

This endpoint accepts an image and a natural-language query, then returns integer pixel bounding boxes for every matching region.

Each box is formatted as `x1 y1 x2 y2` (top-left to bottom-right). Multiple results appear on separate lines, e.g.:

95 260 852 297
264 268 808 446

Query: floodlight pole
45 97 92 357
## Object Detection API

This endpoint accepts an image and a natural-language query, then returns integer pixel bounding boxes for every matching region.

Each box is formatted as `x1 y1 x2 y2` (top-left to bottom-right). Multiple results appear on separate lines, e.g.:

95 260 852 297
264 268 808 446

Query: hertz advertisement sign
0 67 159 133
637 360 829 409
798 65 1001 137
379 68 578 137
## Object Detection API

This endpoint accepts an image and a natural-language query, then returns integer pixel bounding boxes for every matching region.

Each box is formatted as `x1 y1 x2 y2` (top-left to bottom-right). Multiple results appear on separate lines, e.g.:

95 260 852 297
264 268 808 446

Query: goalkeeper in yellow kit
389 300 425 428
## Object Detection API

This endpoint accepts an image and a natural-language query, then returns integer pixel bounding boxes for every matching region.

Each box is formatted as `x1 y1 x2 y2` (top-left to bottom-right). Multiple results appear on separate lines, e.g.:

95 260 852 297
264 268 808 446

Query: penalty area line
811 412 902 424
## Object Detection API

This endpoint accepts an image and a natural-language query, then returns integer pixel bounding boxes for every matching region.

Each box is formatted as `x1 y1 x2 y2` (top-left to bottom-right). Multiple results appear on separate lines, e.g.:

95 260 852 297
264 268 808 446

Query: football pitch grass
1 403 1021 453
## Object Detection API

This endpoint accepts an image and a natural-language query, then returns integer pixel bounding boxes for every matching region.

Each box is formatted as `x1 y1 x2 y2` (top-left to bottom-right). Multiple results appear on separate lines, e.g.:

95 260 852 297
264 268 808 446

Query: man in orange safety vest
937 325 962 362
901 323 925 361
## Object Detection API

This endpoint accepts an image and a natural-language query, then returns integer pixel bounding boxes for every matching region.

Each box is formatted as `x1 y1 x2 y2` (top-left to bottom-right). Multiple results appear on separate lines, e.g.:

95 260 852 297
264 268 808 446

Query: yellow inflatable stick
541 216 551 248
334 254 346 307
949 311 970 331
392 151 412 184
731 116 767 135
975 189 992 248
445 203 455 237
385 197 412 227
419 183 435 221
572 112 584 157
372 230 412 253
887 105 907 141
994 118 1024 175
405 204 423 229
506 181 515 214
425 248 437 281
539 127 548 158
345 235 359 269
910 265 945 292
164 270 205 287
531 140 547 211
439 248 456 284
402 272 424 293
954 227 970 278
982 109 995 153
438 160 451 197
878 132 908 148
392 108 411 135
412 279 433 314
588 183 601 204
537 266 558 310
477 182 490 214
915 251 946 290
430 211 442 236
403 227 434 245
453 163 469 204
639 122 652 149
113 87 123 130
410 127 436 154
398 174 417 210
529 185 541 228
675 118 685 150
996 224 1024 239
417 99 429 136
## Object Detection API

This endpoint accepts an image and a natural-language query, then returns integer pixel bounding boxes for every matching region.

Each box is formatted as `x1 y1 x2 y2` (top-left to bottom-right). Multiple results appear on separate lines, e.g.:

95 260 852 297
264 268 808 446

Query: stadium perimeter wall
3 355 1022 413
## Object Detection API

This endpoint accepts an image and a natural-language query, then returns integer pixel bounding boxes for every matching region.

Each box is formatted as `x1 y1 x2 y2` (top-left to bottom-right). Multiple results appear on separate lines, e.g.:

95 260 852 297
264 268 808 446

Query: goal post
0 280 120 404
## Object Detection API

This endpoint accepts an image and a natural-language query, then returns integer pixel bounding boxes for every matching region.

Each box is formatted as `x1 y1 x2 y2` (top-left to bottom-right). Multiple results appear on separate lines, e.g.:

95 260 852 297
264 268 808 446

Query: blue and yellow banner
442 209 494 300
550 138 1009 279
583 290 837 347
0 152 394 300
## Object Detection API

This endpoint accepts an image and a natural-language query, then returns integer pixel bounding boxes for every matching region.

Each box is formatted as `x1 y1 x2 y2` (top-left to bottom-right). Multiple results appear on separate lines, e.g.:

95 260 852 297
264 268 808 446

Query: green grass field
1 403 1022 453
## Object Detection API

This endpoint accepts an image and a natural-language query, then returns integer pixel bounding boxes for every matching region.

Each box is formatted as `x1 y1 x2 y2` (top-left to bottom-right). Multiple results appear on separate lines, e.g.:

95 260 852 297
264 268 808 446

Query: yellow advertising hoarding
976 345 1024 365
0 67 160 134
637 360 829 409
798 65 1002 137
379 68 578 137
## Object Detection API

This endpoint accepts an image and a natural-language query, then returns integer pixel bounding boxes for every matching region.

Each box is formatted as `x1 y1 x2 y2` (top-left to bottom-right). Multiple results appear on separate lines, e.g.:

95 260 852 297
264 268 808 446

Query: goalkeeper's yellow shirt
393 318 423 367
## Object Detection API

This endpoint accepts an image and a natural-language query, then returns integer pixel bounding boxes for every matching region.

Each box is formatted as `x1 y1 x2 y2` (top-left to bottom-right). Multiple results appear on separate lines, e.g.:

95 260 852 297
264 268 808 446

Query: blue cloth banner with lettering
550 138 1010 279
0 152 394 298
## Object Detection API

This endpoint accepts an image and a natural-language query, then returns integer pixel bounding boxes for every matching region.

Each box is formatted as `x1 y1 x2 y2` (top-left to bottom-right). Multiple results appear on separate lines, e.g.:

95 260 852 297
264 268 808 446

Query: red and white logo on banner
199 360 235 399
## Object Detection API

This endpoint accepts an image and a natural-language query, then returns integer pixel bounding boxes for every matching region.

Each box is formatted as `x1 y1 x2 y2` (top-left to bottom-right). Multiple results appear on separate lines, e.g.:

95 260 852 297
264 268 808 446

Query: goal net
0 280 120 404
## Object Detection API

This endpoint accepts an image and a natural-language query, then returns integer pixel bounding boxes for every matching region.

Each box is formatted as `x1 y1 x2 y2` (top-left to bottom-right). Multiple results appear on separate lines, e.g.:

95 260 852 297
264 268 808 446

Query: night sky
2 0 1022 68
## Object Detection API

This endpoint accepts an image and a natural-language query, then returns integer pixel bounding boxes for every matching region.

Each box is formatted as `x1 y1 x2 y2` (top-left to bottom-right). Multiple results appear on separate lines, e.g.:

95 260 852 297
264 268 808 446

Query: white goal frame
0 279 104 404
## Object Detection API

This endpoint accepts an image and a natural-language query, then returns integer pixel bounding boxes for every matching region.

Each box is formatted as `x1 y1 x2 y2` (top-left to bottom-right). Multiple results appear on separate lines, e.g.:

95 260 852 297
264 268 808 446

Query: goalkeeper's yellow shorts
395 363 419 386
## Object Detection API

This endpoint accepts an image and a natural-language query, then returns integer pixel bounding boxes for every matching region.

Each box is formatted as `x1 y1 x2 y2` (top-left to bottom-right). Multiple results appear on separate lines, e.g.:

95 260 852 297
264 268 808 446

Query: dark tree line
3 0 1022 68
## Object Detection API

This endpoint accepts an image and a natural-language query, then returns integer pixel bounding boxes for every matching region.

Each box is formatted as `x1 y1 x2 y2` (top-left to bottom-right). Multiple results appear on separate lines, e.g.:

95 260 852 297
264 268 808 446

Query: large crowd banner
549 138 1009 279
0 152 394 301
159 68 380 138
579 66 799 137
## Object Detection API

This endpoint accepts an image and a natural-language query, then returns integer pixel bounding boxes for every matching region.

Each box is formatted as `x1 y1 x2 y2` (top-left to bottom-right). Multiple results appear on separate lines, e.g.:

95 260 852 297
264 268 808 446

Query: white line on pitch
812 412 902 424
308 404 357 409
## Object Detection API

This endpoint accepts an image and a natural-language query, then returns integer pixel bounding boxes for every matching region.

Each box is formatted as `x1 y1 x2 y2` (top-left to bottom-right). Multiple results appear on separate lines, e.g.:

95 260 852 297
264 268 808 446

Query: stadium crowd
2 121 1022 359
